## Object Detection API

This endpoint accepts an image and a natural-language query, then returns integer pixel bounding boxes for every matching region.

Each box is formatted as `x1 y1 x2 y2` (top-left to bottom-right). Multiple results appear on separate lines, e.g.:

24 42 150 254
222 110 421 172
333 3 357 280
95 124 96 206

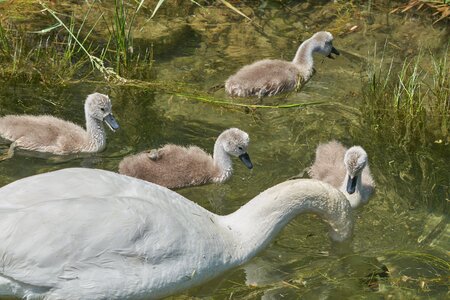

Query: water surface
0 1 448 299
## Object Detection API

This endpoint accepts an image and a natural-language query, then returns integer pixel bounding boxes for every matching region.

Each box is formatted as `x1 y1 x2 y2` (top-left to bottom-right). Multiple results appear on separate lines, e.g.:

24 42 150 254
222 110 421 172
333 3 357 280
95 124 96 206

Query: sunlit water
0 1 448 299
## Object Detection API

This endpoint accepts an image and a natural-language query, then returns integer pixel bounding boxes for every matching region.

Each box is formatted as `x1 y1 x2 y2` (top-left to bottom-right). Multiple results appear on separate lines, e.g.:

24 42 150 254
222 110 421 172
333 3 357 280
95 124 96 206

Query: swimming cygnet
0 92 119 159
118 128 253 189
308 140 375 208
225 31 340 98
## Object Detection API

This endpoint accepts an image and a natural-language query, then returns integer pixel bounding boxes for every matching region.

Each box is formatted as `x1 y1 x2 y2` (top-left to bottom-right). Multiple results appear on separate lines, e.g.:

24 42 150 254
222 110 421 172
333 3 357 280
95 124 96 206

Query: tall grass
362 45 449 212
0 7 101 83
104 0 145 73
0 22 10 56
0 0 252 84
362 45 449 147
40 2 124 82
0 1 152 82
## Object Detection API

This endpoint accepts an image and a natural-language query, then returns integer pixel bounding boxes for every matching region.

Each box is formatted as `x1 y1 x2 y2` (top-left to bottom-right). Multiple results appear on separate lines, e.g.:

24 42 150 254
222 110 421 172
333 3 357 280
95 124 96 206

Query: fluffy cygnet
308 140 375 208
225 31 340 98
0 93 119 158
118 128 253 189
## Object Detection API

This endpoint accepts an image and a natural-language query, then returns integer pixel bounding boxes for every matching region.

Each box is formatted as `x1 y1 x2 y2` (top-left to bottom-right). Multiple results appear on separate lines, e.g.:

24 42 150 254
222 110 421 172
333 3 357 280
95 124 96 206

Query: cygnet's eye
238 146 243 151
100 107 105 112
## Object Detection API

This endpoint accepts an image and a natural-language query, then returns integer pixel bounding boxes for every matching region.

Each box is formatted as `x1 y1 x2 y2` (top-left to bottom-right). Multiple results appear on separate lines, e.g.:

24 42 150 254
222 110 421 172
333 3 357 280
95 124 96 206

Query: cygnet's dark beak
327 46 340 59
239 153 253 169
346 175 357 194
104 113 120 132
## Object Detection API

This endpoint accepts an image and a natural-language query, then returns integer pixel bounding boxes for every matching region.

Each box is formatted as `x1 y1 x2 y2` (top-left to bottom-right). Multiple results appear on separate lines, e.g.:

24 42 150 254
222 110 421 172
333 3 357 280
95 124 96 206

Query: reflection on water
0 1 448 299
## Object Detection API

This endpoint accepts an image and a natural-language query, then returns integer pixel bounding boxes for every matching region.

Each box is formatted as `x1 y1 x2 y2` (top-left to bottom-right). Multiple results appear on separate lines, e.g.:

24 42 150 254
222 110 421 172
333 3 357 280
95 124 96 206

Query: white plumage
0 168 353 299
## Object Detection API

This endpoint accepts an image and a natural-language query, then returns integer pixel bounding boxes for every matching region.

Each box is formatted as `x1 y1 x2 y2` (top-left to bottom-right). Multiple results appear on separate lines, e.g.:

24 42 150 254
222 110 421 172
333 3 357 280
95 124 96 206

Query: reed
362 45 449 147
0 22 10 57
39 2 124 82
101 0 145 73
0 6 100 83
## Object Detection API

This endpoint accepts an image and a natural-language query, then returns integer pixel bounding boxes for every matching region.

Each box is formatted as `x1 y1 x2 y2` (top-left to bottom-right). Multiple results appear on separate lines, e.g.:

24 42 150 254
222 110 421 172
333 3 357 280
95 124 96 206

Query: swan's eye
100 108 105 112
238 146 243 151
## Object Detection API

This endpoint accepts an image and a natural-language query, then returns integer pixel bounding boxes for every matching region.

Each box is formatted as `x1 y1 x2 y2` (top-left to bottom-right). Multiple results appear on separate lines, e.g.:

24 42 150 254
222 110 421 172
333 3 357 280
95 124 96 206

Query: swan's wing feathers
0 168 137 208
0 196 192 288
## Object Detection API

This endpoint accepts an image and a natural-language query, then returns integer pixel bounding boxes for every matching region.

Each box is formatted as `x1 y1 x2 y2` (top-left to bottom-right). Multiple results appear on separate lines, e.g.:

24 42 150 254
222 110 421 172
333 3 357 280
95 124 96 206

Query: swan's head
344 146 368 194
218 128 253 169
85 93 120 132
311 31 340 59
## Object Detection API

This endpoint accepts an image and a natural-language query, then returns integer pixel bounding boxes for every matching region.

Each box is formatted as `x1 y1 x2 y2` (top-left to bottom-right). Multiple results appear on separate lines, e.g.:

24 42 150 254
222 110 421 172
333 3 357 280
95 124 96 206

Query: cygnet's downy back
118 128 253 189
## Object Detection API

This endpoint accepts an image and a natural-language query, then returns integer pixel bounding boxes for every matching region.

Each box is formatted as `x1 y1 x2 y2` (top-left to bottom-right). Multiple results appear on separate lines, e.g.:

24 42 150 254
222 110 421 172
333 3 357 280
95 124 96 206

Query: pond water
0 1 448 299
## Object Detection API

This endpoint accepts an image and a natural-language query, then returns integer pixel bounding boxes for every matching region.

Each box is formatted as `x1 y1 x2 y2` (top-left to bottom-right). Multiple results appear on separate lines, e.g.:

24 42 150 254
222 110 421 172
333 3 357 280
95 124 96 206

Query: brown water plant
391 0 450 23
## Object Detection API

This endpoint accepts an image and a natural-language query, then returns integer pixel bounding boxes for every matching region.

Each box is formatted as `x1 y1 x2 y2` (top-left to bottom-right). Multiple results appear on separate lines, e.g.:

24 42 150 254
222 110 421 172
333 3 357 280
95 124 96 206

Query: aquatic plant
362 45 449 147
362 45 449 213
101 0 146 73
40 2 125 82
391 0 450 23
0 22 10 56
0 4 101 83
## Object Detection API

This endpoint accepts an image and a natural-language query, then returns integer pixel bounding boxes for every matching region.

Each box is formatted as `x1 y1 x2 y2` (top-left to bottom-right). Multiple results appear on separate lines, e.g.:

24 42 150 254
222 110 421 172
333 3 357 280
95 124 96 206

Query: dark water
0 1 448 299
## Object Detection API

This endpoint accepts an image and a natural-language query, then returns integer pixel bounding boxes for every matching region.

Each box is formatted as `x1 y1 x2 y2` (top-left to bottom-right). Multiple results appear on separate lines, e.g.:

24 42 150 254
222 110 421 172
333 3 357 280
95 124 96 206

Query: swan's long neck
84 111 106 152
219 179 353 264
292 38 316 79
212 139 233 182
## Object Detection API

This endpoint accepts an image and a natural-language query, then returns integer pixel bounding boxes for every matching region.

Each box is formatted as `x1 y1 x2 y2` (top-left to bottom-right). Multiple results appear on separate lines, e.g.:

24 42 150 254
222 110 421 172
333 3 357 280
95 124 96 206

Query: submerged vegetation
391 0 450 23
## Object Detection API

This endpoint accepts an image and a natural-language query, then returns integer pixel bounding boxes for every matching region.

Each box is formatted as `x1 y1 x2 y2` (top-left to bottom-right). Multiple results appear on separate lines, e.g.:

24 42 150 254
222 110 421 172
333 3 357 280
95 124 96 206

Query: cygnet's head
344 146 368 194
85 93 120 132
218 128 253 169
311 31 340 59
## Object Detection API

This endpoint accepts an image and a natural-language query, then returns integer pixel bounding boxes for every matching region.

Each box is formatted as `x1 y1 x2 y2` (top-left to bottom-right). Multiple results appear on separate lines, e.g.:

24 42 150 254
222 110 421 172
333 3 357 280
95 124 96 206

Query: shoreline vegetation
363 44 449 147
0 1 448 122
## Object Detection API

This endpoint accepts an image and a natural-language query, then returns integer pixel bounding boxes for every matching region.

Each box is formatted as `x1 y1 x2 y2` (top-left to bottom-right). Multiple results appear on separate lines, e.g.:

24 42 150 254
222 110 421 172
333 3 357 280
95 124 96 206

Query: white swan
308 140 375 208
0 168 353 299
225 31 340 98
118 128 253 189
0 93 119 159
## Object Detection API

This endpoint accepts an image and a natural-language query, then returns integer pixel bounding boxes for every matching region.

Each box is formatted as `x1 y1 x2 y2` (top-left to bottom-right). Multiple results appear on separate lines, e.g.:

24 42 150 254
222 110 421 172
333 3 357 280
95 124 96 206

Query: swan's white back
0 169 235 299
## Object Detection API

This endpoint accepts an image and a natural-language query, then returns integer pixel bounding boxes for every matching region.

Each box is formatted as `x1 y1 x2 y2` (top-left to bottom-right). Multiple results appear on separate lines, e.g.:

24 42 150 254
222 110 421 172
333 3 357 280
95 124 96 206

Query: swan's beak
104 114 120 132
239 153 253 169
327 46 340 59
346 175 357 194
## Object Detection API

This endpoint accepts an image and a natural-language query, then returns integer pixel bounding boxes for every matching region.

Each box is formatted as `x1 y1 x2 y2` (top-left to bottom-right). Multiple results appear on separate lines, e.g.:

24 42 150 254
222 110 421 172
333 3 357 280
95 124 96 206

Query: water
0 1 448 299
